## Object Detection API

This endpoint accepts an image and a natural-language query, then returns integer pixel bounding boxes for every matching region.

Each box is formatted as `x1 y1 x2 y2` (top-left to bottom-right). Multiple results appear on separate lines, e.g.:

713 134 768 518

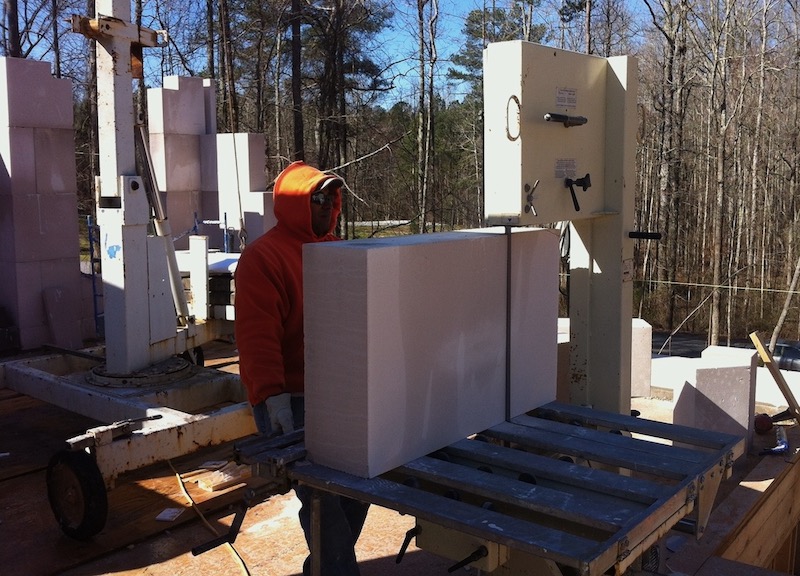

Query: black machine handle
448 545 489 573
564 174 591 212
395 526 421 564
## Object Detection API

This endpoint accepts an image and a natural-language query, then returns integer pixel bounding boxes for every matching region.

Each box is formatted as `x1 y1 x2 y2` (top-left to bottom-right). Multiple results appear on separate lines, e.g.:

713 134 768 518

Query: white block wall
147 78 274 250
0 57 84 349
304 228 559 478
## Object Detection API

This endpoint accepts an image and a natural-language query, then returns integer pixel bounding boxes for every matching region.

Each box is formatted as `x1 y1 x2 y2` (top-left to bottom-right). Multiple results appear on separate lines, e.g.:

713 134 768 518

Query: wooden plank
718 444 800 566
694 556 790 576
0 442 274 576
750 331 800 423
397 455 640 533
290 462 609 574
485 420 699 480
444 437 668 504
534 401 743 452
0 390 101 481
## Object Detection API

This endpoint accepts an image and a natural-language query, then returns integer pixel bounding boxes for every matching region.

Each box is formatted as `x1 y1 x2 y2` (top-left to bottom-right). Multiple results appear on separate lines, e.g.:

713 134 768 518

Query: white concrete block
202 78 217 135
216 133 266 192
631 319 652 397
0 57 73 129
148 133 202 192
200 134 218 192
240 191 276 243
1 127 36 194
148 76 211 135
673 364 754 450
216 133 267 239
304 228 559 478
34 128 77 195
0 195 14 262
165 190 203 251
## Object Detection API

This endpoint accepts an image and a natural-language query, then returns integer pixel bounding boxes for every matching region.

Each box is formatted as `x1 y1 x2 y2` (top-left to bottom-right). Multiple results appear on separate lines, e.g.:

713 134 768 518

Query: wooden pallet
242 401 745 576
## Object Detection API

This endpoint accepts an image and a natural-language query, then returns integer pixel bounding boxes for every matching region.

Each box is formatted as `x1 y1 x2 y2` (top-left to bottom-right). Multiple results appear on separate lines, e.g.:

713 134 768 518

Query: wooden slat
485 419 698 480
511 413 711 467
750 332 800 424
397 455 640 533
290 462 606 573
718 444 800 566
444 437 669 504
534 401 743 451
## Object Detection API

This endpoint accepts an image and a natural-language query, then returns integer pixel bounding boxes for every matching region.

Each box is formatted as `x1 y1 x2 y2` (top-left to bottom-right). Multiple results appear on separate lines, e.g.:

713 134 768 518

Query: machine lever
544 112 588 127
395 525 421 564
524 179 540 216
565 174 591 212
448 545 488 573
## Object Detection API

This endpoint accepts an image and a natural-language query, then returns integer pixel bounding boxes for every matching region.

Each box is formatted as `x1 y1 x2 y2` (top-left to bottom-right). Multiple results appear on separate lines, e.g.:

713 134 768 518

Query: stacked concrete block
148 76 273 253
304 228 559 478
0 57 82 350
147 76 214 250
211 132 274 248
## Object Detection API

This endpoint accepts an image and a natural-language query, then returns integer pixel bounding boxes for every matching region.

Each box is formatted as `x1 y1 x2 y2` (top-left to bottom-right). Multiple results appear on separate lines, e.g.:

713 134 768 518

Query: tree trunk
219 0 239 132
5 0 20 57
291 0 304 161
206 0 215 79
416 0 427 233
51 0 61 76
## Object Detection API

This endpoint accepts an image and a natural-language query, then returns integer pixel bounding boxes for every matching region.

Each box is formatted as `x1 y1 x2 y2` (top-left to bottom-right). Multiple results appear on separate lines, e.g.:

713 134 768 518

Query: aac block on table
304 228 559 478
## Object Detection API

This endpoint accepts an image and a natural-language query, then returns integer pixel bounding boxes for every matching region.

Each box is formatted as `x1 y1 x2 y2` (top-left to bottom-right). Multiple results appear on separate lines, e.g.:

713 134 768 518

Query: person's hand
265 392 294 434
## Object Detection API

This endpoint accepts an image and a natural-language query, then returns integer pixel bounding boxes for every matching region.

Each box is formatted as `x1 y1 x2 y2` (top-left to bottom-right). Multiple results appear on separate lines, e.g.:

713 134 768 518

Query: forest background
2 0 800 349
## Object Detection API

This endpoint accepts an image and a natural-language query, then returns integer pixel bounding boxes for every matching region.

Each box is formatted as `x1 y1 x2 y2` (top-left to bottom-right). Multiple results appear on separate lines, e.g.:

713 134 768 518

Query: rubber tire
46 450 108 540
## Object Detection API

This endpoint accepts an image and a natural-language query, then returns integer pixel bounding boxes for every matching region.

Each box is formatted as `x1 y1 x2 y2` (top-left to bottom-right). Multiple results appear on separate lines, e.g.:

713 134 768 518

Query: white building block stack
304 228 559 478
147 76 214 250
211 132 274 247
147 76 274 251
0 57 83 349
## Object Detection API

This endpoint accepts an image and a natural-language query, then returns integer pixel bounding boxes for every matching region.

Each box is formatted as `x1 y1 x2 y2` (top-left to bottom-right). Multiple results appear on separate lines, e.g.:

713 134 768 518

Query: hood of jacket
273 161 342 242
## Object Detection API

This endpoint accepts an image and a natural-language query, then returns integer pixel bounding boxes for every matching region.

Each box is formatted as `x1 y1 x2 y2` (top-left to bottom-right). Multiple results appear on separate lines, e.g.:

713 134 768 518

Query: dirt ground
58 489 454 576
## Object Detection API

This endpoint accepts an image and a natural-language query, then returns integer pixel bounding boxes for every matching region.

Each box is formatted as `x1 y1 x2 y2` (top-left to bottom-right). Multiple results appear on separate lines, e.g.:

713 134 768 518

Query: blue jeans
253 398 370 576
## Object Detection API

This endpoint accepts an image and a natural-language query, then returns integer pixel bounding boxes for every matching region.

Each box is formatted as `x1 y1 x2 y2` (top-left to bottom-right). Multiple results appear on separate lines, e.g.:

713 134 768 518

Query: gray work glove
265 392 294 434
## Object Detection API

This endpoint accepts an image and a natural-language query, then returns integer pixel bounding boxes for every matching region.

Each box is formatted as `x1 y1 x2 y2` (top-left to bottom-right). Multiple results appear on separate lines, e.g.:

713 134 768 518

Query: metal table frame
237 401 744 576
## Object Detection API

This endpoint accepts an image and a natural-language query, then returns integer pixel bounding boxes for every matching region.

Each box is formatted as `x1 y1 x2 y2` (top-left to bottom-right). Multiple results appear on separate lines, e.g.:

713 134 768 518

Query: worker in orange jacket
235 161 369 575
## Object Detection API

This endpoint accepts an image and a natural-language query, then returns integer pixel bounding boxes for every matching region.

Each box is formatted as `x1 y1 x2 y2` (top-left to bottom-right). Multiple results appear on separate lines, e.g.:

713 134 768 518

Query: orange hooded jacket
234 161 342 406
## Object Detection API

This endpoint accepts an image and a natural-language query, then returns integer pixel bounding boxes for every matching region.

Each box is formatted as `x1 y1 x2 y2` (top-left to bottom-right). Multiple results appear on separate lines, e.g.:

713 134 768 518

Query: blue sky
374 0 485 104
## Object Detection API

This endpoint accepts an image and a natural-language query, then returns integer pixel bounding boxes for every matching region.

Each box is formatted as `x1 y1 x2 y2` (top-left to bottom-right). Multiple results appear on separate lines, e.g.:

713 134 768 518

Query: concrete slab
304 228 559 478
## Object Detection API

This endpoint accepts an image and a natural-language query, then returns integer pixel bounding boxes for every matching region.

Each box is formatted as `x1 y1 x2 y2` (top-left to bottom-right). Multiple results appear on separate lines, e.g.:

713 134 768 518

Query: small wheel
46 450 108 540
